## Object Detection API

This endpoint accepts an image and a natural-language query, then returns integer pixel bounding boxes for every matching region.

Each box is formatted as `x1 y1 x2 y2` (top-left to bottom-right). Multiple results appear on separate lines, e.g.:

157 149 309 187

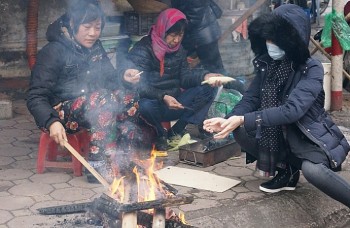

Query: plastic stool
36 130 90 176
161 121 171 130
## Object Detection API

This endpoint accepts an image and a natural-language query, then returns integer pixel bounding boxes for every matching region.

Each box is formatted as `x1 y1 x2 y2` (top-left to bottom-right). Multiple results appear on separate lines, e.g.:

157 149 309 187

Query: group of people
27 0 226 179
27 0 350 210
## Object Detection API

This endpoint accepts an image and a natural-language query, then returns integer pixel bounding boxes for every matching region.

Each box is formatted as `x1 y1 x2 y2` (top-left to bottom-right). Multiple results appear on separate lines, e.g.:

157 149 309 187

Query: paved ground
0 95 350 228
2 2 350 227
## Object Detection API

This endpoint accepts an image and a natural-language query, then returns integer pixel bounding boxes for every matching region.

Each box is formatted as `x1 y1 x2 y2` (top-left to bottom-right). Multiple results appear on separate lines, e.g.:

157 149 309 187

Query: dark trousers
234 125 350 208
139 85 216 137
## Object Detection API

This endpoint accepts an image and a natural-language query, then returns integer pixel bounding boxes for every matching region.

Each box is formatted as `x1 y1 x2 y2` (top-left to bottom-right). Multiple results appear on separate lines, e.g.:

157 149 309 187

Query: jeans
302 160 350 208
139 85 216 137
234 125 350 208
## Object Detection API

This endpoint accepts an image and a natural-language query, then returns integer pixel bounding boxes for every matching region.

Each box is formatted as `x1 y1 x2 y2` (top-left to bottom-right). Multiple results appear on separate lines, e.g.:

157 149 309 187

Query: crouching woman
203 5 350 207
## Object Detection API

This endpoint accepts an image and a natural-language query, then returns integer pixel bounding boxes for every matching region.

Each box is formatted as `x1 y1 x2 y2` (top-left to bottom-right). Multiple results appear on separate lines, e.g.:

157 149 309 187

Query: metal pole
316 0 320 25
330 0 344 111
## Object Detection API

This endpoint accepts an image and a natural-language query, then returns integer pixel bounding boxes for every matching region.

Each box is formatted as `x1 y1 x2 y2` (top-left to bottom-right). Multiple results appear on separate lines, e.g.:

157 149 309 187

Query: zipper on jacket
296 121 334 166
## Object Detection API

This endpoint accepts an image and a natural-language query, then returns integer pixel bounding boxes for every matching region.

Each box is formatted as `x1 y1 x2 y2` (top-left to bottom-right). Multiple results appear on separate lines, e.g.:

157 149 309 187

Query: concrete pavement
0 96 350 228
2 2 350 226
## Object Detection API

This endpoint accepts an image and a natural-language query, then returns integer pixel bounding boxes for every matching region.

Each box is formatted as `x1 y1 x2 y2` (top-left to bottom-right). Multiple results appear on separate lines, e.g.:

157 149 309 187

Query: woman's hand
163 95 184 110
203 116 244 139
124 69 142 84
49 121 67 147
203 117 227 133
203 73 224 87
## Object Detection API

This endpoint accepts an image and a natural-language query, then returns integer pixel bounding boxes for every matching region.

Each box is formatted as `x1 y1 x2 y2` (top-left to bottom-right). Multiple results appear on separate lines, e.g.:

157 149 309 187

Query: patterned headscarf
150 8 186 76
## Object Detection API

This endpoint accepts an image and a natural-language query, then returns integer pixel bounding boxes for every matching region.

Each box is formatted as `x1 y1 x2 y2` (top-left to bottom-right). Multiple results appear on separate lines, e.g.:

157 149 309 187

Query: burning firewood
95 193 193 214
38 194 194 227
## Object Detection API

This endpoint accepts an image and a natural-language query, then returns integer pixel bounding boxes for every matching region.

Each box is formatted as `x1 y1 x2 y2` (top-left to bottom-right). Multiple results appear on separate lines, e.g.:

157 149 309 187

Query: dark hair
166 19 187 35
67 0 105 34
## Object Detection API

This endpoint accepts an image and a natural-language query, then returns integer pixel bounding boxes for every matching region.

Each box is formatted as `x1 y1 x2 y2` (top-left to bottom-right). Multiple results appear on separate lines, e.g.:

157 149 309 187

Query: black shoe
259 166 300 193
155 136 169 151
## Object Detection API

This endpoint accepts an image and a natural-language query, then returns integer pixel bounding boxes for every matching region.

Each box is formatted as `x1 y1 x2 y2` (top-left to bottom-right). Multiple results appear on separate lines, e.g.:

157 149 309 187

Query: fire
109 145 167 203
110 176 125 202
178 211 187 224
108 145 188 224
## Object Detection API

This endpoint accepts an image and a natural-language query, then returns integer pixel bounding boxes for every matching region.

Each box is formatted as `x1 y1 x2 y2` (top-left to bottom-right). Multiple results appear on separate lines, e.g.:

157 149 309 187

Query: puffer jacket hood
45 14 101 53
248 4 310 66
46 14 74 47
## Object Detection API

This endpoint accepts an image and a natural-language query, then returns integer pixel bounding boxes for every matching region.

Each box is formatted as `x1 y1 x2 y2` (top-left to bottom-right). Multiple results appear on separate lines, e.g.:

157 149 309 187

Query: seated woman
120 8 223 151
26 0 142 183
204 5 350 208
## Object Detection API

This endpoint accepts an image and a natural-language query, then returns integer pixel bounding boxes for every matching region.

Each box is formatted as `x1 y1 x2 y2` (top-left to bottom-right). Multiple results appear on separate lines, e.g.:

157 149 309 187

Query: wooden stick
152 208 166 228
310 46 318 56
218 0 269 44
309 37 350 80
122 179 138 228
345 13 350 22
64 141 110 188
98 194 194 213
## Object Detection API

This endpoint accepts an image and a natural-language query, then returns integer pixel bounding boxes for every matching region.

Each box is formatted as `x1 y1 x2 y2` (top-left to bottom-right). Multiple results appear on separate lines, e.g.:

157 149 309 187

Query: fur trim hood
248 4 310 66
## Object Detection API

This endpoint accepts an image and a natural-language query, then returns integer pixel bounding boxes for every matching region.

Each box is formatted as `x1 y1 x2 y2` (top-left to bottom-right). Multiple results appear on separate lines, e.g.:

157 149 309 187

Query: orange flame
178 212 187 224
109 146 169 203
110 176 125 202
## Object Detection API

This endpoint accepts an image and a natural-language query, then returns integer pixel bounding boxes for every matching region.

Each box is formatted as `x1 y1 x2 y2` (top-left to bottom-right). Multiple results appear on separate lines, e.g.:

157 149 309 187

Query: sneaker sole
259 185 296 193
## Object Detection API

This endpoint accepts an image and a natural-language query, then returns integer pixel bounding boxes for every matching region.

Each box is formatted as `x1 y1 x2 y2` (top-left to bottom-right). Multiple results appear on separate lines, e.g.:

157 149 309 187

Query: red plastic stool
36 130 90 176
161 121 171 130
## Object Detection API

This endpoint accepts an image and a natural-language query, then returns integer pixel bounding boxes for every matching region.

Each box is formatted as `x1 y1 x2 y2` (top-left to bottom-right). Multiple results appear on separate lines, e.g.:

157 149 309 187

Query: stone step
0 93 13 119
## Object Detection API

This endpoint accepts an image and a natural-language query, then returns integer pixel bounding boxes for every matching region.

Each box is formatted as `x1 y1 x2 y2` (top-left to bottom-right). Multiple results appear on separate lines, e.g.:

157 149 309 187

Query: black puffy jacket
125 36 209 101
228 5 349 169
171 0 221 48
27 14 121 129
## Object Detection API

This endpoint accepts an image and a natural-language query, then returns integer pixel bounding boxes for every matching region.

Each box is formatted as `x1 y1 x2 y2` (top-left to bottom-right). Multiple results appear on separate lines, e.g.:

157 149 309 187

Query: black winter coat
27 14 121 129
171 0 221 48
125 36 208 101
228 5 349 168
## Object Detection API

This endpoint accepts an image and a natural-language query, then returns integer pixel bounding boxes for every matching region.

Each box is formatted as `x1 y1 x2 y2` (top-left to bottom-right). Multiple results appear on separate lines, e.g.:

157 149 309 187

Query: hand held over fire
124 69 143 84
203 116 244 139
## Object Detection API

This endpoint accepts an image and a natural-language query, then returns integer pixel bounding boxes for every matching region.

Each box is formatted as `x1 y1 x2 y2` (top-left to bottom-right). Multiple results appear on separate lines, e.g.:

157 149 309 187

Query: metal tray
179 138 241 167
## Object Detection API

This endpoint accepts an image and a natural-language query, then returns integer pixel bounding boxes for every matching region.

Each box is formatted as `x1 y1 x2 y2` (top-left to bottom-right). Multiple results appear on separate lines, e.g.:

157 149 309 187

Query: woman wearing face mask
27 0 142 183
203 5 350 207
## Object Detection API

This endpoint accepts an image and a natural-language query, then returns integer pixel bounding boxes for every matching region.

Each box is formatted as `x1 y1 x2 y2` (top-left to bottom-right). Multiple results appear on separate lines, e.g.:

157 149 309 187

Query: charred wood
97 193 194 213
90 205 195 228
37 202 91 215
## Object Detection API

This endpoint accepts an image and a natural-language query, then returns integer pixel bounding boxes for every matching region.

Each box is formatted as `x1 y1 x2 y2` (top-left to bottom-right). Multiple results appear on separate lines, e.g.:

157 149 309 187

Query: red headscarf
150 8 186 76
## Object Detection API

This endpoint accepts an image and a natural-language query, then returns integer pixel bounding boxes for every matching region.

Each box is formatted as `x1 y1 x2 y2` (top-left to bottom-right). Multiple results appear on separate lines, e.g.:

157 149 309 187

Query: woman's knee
139 99 152 112
301 160 326 180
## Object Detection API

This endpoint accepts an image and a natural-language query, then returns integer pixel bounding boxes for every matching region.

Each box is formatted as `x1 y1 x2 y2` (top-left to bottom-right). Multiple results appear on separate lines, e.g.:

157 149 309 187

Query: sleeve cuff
244 112 258 132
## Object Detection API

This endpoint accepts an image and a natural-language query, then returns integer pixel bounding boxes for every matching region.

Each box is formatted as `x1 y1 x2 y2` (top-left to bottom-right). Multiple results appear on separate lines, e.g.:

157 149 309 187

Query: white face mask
266 42 285 60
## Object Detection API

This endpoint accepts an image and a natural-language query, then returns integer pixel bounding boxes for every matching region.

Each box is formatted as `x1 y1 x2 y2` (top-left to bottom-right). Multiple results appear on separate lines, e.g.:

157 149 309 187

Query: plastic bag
208 88 242 118
321 10 350 50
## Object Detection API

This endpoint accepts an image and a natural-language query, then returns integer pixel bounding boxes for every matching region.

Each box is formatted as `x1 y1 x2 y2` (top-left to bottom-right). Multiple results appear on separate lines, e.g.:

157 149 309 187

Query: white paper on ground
154 166 241 193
